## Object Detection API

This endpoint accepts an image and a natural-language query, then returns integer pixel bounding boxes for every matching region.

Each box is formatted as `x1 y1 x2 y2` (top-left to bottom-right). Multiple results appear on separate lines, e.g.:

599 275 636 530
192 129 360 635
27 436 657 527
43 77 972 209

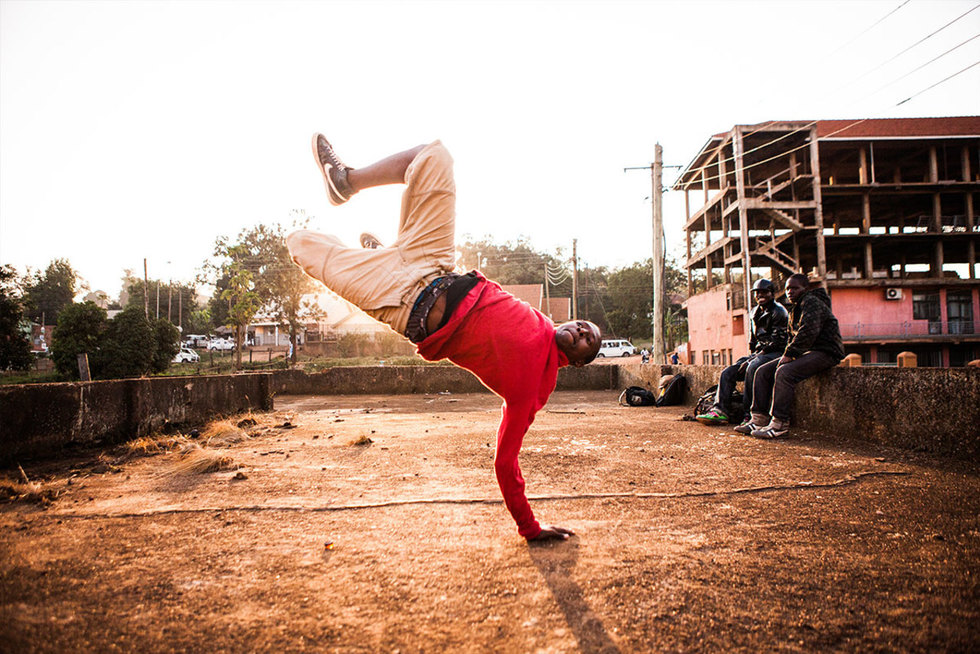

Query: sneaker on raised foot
696 406 728 425
360 232 384 249
312 133 356 206
751 420 789 439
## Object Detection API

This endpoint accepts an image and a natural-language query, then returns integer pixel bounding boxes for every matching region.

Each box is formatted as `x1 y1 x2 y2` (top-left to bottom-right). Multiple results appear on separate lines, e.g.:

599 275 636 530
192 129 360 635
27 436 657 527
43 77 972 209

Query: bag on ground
619 386 657 407
655 374 687 407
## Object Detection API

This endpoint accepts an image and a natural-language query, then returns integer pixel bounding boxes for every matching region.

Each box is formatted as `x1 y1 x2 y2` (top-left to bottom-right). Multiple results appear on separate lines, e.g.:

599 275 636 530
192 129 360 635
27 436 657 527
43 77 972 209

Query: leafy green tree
220 247 261 369
0 265 33 371
151 318 181 373
604 257 687 342
97 306 155 379
51 302 107 379
22 258 79 324
203 217 321 366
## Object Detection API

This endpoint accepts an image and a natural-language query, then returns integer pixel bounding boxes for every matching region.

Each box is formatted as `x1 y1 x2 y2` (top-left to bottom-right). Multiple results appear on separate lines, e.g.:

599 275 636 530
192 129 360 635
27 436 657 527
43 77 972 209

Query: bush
97 306 155 379
151 318 181 373
51 302 107 379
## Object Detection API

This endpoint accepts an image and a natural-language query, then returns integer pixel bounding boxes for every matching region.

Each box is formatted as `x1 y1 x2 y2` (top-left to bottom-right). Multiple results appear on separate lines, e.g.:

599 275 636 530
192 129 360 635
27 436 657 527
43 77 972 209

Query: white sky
2 0 978 298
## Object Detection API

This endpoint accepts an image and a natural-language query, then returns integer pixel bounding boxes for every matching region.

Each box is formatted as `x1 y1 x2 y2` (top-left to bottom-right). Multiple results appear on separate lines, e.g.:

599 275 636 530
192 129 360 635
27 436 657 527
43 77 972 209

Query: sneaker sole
311 133 349 206
696 417 727 425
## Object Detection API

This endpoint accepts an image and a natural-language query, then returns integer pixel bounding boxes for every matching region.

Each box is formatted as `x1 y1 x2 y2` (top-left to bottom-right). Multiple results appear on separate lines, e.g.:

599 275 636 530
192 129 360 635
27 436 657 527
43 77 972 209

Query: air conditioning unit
884 288 903 301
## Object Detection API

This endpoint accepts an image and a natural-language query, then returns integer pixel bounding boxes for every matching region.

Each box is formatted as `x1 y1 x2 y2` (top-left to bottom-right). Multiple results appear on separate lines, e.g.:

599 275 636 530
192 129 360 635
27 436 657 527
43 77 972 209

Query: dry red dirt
2 390 978 653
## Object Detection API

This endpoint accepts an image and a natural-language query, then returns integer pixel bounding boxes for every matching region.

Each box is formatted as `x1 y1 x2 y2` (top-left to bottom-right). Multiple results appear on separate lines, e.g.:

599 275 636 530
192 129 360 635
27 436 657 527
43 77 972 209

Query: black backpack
655 374 687 406
619 386 657 406
693 384 744 421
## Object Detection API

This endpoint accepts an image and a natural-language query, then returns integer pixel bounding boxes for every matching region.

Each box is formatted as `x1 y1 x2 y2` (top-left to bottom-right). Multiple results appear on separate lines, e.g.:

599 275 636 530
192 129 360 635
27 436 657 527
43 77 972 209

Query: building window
733 315 744 336
912 292 941 334
703 351 710 365
947 291 974 335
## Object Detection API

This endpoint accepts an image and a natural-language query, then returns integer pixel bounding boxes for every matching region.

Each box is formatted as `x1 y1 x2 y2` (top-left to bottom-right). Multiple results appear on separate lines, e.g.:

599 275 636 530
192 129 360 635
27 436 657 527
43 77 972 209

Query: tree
0 265 33 371
203 217 321 367
97 306 155 379
51 302 107 379
604 257 688 343
220 247 261 369
151 318 181 373
22 258 79 324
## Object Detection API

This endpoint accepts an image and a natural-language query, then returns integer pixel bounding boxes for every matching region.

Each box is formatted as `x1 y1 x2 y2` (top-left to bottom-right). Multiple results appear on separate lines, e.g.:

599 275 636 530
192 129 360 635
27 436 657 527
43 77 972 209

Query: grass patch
165 443 238 475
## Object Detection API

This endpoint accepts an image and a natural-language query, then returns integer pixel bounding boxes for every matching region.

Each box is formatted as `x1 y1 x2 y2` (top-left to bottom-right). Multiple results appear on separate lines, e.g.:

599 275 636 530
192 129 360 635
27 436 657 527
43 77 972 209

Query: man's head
785 273 810 304
751 278 775 307
555 320 602 367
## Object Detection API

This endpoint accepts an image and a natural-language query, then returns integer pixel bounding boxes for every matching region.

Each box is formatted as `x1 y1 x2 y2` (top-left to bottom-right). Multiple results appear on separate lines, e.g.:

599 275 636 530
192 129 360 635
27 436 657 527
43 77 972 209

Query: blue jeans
750 351 839 422
713 352 780 419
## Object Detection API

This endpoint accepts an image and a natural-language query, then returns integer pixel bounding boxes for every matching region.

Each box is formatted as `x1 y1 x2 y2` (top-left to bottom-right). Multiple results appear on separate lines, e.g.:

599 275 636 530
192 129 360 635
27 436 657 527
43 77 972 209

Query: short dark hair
786 273 809 287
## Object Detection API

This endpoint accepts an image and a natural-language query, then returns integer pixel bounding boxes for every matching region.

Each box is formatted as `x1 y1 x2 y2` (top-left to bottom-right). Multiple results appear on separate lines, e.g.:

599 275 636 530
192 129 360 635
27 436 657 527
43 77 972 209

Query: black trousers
712 352 780 418
750 351 838 422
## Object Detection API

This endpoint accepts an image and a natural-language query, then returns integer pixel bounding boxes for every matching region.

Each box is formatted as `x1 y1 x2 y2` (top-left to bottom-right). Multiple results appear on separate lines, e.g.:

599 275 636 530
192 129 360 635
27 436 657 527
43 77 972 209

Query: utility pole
543 263 552 320
571 239 579 320
143 259 149 319
652 144 665 365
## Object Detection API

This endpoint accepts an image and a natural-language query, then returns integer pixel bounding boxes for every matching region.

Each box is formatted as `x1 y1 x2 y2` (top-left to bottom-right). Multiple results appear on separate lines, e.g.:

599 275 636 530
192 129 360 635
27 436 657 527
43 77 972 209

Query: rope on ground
37 470 910 521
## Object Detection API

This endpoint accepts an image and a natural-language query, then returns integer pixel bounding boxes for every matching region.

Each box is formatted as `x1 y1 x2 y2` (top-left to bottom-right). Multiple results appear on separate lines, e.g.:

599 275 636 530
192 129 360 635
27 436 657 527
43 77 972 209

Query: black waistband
404 272 479 343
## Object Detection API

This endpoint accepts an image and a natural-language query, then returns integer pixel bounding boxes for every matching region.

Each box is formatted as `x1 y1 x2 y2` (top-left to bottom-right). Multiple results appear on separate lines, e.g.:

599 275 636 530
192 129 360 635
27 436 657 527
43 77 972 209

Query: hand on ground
528 524 575 542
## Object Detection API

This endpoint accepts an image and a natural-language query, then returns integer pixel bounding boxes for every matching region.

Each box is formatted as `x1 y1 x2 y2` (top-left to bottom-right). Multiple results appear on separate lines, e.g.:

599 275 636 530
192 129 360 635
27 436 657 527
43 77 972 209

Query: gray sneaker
733 419 758 435
751 422 789 439
312 133 356 206
360 232 383 249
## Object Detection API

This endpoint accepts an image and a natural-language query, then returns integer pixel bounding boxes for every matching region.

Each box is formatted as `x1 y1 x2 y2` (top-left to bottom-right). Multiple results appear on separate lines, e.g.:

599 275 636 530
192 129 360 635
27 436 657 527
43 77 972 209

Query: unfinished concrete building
675 116 980 367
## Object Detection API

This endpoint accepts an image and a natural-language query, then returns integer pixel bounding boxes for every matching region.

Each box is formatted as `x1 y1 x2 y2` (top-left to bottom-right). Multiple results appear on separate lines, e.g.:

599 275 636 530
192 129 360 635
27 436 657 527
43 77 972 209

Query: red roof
815 116 980 139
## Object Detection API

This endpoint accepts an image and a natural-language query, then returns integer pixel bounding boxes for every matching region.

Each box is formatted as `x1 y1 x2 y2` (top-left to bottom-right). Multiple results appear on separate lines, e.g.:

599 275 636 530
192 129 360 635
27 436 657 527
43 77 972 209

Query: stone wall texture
0 374 273 465
2 363 976 463
616 363 980 461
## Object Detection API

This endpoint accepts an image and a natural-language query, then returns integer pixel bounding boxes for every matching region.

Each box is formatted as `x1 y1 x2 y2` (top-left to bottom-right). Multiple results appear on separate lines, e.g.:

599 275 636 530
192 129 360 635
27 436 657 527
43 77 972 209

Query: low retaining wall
3 363 975 464
268 365 619 396
0 374 273 465
618 363 980 461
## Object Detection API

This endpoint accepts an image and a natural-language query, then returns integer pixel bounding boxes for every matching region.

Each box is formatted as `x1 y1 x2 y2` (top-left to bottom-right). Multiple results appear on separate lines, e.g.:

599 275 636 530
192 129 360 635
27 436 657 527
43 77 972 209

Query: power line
865 32 980 99
825 0 914 59
897 58 980 104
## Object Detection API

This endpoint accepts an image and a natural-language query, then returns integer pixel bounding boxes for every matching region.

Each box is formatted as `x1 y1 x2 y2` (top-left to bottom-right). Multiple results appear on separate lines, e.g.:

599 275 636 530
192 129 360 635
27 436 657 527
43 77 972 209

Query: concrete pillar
897 352 918 368
841 353 863 367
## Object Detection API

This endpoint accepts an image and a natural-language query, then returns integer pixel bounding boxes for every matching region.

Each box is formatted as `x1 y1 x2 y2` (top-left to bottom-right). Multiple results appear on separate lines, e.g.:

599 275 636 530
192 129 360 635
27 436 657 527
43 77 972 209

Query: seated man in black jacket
697 278 788 425
737 273 845 439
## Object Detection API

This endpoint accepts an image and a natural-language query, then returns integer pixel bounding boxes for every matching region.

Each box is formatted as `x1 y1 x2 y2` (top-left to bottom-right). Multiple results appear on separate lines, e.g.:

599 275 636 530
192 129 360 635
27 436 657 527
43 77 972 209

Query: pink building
677 117 980 367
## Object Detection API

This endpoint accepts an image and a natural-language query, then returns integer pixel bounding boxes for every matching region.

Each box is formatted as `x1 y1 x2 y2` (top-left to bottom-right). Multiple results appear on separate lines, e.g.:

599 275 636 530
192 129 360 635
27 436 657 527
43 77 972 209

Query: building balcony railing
840 320 975 340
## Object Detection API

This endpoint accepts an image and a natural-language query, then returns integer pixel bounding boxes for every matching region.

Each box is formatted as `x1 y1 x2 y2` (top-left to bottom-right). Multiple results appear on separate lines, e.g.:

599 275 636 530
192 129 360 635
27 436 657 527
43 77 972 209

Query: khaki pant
286 140 456 335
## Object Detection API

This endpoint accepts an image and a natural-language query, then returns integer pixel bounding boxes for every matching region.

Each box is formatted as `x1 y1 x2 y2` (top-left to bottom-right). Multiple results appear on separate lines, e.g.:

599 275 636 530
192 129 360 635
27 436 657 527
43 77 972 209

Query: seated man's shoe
751 419 789 439
696 406 728 425
733 418 758 434
312 133 356 206
360 232 384 249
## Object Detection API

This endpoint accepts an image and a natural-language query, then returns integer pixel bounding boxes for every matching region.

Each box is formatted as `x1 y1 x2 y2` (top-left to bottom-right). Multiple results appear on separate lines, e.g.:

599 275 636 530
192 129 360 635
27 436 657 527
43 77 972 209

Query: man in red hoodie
287 135 602 542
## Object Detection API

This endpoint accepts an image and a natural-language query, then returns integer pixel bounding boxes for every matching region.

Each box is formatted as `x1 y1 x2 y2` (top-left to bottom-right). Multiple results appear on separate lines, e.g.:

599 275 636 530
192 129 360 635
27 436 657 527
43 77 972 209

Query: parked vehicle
207 338 235 351
173 347 201 363
183 334 208 348
597 339 637 358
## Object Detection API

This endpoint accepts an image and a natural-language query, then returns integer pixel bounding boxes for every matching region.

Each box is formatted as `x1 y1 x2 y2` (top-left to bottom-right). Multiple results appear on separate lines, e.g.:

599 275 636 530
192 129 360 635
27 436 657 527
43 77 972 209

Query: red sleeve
493 400 541 539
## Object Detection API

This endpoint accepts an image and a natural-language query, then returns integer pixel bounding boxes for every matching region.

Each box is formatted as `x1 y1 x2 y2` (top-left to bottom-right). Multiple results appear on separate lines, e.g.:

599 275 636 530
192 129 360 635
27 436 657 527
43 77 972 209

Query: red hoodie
416 273 567 539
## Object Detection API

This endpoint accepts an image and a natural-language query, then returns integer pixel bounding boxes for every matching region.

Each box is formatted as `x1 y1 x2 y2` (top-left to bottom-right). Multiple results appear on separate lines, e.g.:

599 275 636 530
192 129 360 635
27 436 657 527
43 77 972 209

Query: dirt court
2 390 978 653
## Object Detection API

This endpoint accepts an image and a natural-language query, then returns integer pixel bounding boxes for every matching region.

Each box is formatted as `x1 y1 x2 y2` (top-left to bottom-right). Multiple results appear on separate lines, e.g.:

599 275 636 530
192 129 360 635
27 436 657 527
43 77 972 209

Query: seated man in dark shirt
697 278 788 425
737 273 845 439
287 134 602 541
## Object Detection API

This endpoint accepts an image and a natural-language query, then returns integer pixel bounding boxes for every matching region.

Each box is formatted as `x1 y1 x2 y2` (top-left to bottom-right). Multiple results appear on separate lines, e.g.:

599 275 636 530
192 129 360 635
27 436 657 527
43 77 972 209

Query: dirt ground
2 390 978 653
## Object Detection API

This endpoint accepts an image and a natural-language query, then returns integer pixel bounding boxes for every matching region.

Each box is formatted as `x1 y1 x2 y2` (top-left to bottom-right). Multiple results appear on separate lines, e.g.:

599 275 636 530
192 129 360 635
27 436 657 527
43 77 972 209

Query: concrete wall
0 374 273 465
268 365 619 396
617 362 980 461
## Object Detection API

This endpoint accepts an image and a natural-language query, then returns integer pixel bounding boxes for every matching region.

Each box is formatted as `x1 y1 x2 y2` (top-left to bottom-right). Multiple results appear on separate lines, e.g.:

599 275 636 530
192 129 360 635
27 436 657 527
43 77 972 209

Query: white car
207 338 235 351
173 347 201 363
597 339 637 358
